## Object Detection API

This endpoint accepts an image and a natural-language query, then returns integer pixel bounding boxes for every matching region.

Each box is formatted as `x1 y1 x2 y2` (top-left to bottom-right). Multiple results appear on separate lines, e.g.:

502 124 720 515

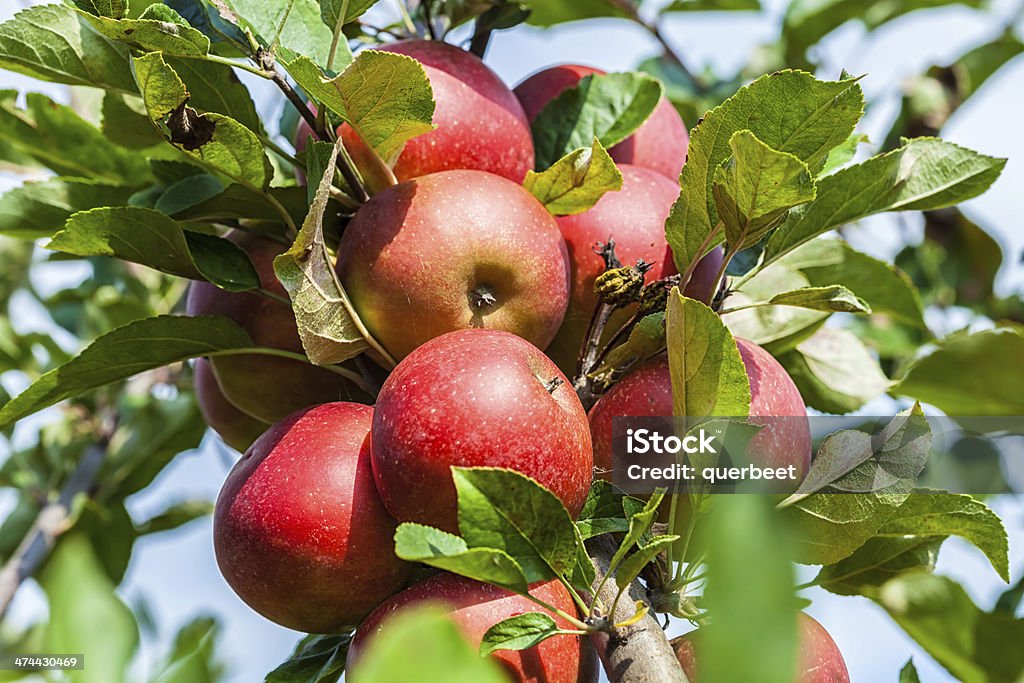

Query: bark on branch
587 535 688 683
0 438 108 617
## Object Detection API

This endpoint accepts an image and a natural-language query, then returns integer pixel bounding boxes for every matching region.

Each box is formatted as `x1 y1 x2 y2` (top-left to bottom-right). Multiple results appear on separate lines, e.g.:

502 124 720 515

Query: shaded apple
336 170 570 360
588 338 811 483
339 40 534 183
214 402 411 633
514 64 689 180
684 245 725 307
370 329 593 533
186 231 370 423
672 613 850 682
348 573 598 683
545 164 680 372
193 358 268 453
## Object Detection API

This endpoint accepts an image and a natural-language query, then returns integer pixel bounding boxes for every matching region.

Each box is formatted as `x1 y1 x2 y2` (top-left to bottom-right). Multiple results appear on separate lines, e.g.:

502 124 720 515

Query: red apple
514 64 689 180
293 115 314 184
214 402 411 633
672 613 850 682
348 573 598 683
370 329 593 532
335 170 570 360
193 358 268 453
685 245 725 306
339 40 534 183
588 338 811 482
546 164 680 372
186 231 370 423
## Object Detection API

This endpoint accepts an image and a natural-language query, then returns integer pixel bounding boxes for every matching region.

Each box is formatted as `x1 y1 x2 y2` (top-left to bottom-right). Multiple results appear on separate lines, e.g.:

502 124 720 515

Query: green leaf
608 491 664 572
821 133 869 175
347 607 507 683
151 617 222 683
783 0 984 67
102 92 165 149
0 92 151 184
875 573 1024 683
777 239 927 329
816 492 1009 595
132 52 272 189
171 184 308 224
521 0 630 27
283 50 435 164
575 480 645 540
226 0 335 67
896 329 1024 416
0 4 137 93
41 533 138 683
0 178 137 239
996 576 1024 616
72 501 135 584
166 55 263 133
0 315 256 428
152 174 226 215
274 138 372 365
800 405 931 499
319 0 377 29
80 5 211 56
136 500 215 536
479 613 559 657
73 0 128 19
101 393 206 498
568 531 597 595
666 289 751 419
531 72 664 170
778 328 890 414
767 285 868 314
615 535 678 591
723 259 829 352
0 495 38 563
667 70 863 272
453 467 580 583
664 0 759 9
897 208 1003 311
266 633 350 683
524 137 623 216
589 312 667 386
702 495 798 683
48 206 259 291
781 406 932 565
900 659 922 683
764 138 1006 268
393 523 529 593
713 130 816 251
164 0 250 52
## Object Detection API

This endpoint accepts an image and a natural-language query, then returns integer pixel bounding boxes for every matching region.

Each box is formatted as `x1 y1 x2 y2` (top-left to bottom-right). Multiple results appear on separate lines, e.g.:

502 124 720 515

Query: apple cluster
188 39 847 682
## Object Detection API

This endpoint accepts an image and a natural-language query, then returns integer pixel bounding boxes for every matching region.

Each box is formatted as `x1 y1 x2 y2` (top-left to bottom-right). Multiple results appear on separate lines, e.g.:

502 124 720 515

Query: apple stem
543 377 564 394
470 287 498 309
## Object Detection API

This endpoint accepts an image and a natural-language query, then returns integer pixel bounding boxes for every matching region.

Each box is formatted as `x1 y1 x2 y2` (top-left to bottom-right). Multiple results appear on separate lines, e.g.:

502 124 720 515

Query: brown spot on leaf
167 102 215 151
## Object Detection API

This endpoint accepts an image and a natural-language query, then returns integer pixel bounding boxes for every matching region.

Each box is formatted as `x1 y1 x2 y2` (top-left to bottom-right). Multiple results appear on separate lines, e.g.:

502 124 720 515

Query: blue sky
1 0 1023 681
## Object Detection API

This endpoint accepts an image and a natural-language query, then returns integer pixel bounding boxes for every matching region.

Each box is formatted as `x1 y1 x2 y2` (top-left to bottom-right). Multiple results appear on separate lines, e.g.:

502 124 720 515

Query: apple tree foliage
0 0 1021 682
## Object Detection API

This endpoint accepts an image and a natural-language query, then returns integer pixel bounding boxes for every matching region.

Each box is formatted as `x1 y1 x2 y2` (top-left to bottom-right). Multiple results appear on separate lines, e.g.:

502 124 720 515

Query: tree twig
257 50 370 203
587 535 689 683
0 431 112 617
608 0 707 94
469 17 493 58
